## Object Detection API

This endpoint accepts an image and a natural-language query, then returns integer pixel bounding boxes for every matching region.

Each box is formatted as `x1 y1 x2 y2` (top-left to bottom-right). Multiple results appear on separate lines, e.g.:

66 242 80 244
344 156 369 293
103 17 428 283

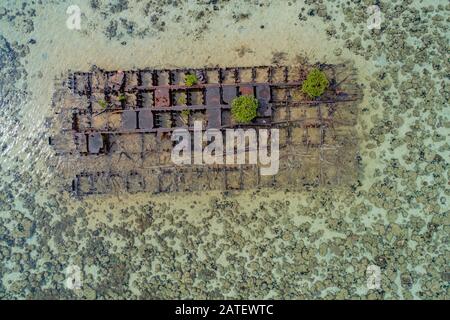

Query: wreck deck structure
49 64 361 196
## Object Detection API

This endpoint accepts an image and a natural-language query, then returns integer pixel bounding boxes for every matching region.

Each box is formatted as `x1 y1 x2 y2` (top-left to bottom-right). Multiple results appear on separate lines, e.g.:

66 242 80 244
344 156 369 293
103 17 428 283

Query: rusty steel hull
49 64 361 197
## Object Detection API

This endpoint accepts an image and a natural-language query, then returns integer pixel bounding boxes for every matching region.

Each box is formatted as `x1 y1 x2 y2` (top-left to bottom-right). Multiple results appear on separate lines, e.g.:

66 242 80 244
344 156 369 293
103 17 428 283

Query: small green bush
181 109 190 118
178 94 187 105
98 99 107 108
231 95 258 123
301 68 329 98
180 109 190 125
118 94 126 102
185 74 198 86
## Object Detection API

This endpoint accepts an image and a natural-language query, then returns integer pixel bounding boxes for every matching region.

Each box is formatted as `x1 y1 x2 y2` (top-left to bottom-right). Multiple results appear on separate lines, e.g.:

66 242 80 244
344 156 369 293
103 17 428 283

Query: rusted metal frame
270 96 359 107
127 171 146 193
59 64 359 196
188 166 202 191
155 69 171 86
330 65 338 94
224 166 239 190
223 166 229 190
135 71 144 109
135 90 143 109
240 66 256 83
138 133 145 168
286 114 293 148
186 87 205 106
174 168 183 193
124 70 138 91
105 71 121 92
72 71 92 95
94 171 112 194
68 72 76 94
125 171 134 193
197 166 218 191
268 66 274 83
317 103 325 186
182 87 190 107
283 66 289 83
137 69 156 87
251 67 257 83
204 166 214 191
286 84 293 146
151 168 161 194
220 166 227 191
104 133 114 173
173 167 186 193
80 64 342 90
88 103 220 114
75 172 94 196
272 117 351 129
84 73 93 128
120 116 340 133
73 171 128 197
253 129 261 187
156 168 174 193
233 68 239 83
84 81 304 97
238 165 244 190
261 127 278 182
155 131 162 166
169 69 177 86
109 172 125 195
202 65 270 73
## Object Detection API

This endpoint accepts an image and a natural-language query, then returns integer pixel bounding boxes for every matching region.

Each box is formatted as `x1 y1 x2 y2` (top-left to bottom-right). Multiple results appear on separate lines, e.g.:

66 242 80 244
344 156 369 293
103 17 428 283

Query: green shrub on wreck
301 68 329 98
185 74 198 86
231 95 258 123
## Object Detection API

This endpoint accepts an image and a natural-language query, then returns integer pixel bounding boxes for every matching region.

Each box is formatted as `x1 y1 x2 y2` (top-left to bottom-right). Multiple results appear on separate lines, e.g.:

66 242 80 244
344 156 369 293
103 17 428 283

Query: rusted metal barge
49 64 361 197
